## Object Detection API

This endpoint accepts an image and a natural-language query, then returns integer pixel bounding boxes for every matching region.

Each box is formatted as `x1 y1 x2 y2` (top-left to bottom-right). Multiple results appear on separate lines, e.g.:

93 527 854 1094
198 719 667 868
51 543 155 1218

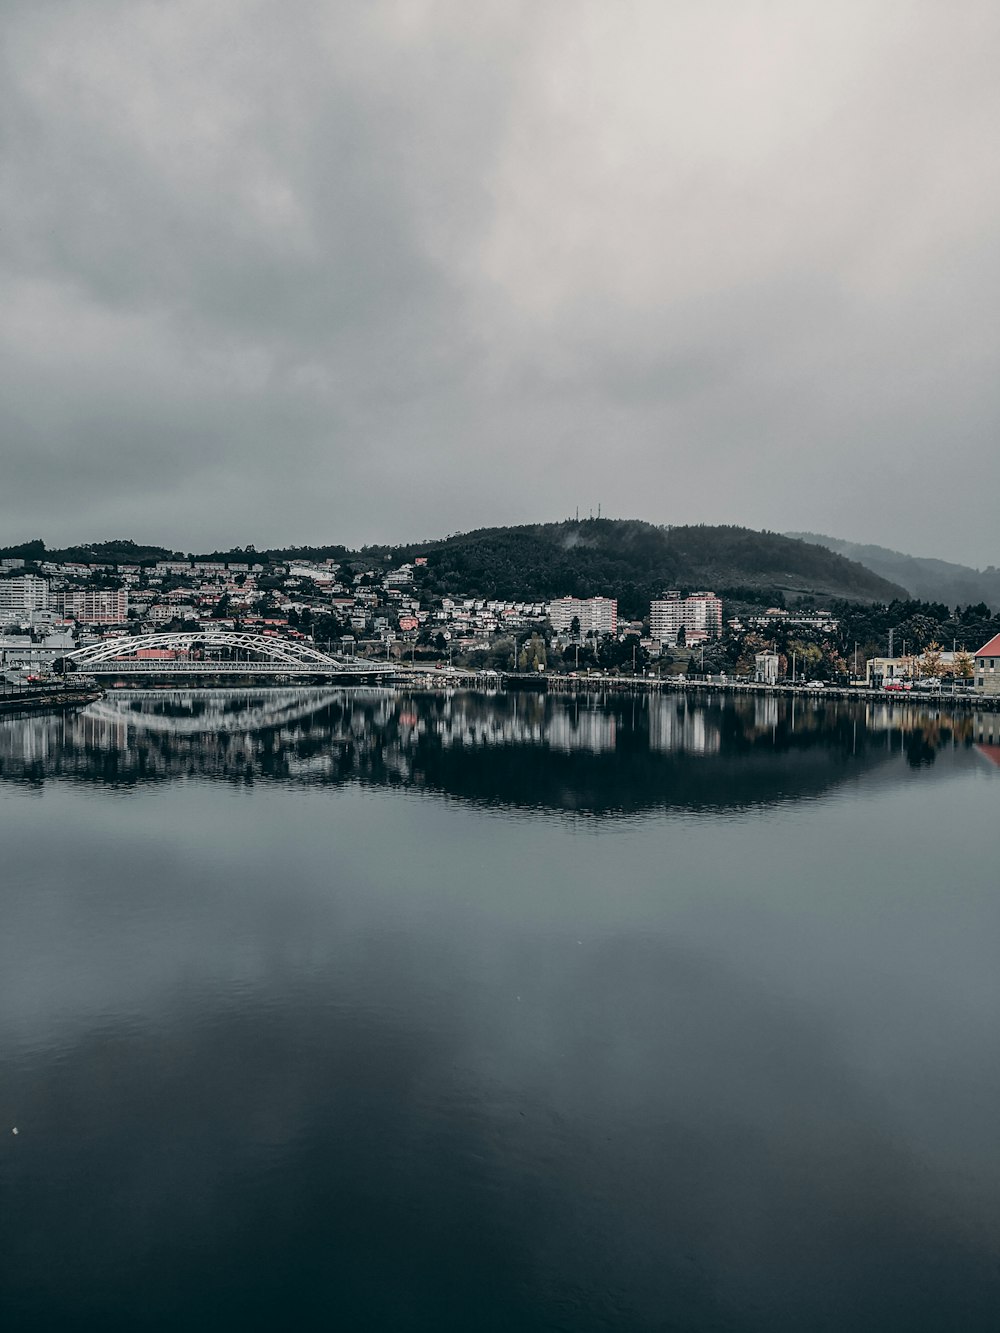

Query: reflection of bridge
81 689 373 735
64 632 396 678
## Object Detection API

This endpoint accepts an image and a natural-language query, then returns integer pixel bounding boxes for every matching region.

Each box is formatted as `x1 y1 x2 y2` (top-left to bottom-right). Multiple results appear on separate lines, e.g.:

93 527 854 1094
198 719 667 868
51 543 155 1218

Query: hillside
394 521 906 616
788 533 1000 610
2 523 908 617
0 538 178 565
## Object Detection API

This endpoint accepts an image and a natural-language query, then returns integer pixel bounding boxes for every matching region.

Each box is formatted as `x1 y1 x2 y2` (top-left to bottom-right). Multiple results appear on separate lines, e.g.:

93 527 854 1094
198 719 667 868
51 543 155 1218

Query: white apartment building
650 591 723 644
548 596 618 637
0 574 51 617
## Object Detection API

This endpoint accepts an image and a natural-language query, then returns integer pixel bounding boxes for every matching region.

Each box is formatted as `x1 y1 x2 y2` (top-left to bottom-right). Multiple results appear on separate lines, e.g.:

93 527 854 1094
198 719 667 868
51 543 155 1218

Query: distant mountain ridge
787 533 1000 611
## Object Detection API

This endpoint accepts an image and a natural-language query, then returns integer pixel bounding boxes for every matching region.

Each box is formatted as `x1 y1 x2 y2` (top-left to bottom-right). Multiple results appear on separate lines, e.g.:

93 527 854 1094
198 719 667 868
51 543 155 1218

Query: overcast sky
2 2 999 564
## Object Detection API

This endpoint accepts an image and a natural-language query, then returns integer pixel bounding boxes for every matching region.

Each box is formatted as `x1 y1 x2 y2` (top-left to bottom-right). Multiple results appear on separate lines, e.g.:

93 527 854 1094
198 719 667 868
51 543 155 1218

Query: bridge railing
68 658 395 675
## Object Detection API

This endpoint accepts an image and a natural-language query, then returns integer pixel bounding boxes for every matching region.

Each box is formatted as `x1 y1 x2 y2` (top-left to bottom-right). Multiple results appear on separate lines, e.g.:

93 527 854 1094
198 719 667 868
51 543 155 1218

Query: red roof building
973 633 1000 696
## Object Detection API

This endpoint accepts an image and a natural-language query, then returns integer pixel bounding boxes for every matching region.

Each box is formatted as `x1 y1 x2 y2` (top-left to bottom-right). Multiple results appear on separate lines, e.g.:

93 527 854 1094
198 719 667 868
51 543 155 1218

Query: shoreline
0 688 103 716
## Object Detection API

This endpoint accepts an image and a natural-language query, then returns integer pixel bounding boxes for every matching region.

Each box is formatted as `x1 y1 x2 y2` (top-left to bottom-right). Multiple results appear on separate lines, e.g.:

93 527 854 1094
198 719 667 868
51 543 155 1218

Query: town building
865 656 914 686
64 588 129 624
974 634 1000 696
754 653 780 685
866 651 971 687
548 596 618 637
0 574 51 617
649 591 723 644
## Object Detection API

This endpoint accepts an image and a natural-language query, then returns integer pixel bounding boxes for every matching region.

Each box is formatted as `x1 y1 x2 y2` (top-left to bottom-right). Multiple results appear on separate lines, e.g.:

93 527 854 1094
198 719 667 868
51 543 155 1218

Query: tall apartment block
650 591 723 643
64 588 130 624
548 596 618 637
0 574 51 617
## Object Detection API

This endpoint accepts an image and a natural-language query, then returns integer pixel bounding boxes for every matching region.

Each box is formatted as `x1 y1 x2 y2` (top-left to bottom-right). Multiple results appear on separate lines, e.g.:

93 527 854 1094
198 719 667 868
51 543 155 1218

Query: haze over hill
788 534 1000 611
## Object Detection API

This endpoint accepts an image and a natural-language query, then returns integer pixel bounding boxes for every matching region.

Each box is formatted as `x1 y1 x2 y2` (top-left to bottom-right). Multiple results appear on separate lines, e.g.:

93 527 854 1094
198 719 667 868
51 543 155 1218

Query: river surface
1 689 998 1331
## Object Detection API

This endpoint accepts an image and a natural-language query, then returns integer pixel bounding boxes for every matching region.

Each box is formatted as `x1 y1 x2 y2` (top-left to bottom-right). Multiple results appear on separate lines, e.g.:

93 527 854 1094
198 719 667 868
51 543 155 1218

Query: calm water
1 689 998 1331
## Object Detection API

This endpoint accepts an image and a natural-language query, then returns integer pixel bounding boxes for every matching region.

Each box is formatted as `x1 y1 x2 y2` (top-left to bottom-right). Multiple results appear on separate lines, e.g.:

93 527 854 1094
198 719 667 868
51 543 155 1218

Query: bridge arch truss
63 631 392 675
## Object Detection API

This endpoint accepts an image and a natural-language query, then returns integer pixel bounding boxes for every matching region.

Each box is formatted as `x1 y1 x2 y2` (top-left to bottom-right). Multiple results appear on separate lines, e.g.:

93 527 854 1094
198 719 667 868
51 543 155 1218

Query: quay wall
0 688 103 716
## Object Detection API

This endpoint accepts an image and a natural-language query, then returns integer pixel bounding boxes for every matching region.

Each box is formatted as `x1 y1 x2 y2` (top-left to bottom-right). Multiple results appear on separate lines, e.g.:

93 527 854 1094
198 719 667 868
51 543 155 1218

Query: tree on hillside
788 638 823 678
823 645 848 680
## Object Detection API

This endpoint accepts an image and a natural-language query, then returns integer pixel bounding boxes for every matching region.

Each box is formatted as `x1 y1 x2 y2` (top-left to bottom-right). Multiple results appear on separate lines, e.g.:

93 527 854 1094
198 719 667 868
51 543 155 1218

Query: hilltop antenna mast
597 503 601 519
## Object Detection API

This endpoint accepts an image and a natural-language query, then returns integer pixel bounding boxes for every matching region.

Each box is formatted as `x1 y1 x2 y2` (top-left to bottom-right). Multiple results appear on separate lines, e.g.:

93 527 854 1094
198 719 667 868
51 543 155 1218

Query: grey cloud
1 1 999 561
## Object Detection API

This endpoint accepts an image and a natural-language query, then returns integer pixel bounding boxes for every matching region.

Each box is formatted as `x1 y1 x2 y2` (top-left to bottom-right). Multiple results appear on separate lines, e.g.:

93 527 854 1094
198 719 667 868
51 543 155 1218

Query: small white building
754 653 780 685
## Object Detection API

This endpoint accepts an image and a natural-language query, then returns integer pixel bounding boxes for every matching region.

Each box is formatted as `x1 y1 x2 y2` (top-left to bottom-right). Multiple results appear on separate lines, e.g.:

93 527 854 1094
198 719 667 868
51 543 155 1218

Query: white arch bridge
62 632 396 678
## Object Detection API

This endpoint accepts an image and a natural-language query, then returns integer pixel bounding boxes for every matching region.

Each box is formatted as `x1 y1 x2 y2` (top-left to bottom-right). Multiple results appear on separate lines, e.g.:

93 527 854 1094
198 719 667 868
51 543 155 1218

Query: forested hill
1 523 908 616
787 532 1000 611
394 521 906 615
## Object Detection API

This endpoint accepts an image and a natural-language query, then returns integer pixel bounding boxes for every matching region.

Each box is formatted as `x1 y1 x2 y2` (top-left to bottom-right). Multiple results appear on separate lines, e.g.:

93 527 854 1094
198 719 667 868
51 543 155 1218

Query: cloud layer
2 1 999 563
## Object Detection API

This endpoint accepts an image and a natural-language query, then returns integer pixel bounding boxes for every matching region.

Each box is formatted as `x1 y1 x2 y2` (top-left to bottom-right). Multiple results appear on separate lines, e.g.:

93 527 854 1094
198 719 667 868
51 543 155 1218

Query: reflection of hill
0 689 984 815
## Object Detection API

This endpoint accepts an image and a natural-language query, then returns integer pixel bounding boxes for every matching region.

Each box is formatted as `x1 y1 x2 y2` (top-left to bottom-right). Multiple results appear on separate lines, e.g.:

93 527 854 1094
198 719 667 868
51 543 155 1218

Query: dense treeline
395 520 904 616
831 599 1000 658
0 538 178 565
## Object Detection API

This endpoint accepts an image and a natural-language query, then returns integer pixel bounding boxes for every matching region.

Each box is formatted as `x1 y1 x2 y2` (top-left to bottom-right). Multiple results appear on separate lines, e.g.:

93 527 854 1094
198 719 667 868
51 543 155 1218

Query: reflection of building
650 592 722 644
972 712 1000 765
754 695 780 730
545 709 616 754
973 634 1000 696
647 698 721 755
548 597 617 637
